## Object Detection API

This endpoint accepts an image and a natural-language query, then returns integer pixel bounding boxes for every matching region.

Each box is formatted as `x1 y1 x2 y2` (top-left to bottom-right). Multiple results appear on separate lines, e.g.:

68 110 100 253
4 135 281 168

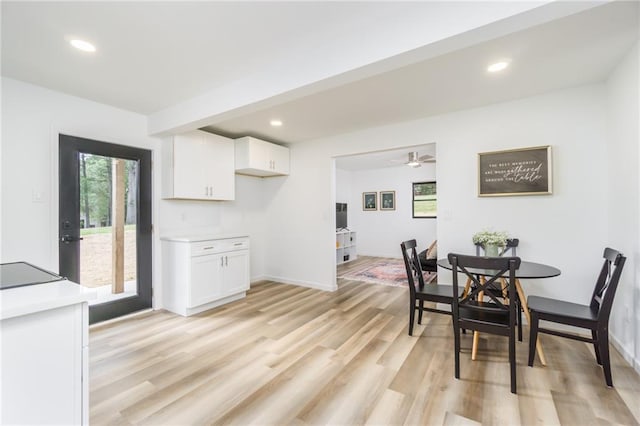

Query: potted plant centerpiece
472 230 509 257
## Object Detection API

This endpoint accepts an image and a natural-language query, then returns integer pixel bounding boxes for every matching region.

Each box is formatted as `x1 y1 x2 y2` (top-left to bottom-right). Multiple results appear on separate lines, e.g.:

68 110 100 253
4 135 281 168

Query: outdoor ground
80 228 136 288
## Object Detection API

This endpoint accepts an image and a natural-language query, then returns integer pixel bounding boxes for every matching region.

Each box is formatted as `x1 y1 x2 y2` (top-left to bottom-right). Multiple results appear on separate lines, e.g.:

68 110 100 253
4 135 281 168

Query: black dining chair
527 247 626 387
418 239 438 274
474 238 523 341
449 253 521 393
400 240 460 336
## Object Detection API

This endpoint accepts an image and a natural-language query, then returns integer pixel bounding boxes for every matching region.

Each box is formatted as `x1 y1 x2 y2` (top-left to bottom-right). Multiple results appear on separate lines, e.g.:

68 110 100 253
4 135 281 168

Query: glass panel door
59 134 152 324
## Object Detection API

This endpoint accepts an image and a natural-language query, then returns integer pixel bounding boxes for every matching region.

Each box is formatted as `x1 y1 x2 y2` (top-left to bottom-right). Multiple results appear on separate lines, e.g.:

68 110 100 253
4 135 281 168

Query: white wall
0 78 162 275
606 42 639 370
338 164 437 258
263 84 610 303
0 78 270 310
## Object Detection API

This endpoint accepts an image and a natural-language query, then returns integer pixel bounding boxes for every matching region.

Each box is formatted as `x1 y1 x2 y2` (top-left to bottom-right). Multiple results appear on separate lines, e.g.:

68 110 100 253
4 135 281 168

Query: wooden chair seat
527 296 598 323
415 283 461 303
459 304 510 331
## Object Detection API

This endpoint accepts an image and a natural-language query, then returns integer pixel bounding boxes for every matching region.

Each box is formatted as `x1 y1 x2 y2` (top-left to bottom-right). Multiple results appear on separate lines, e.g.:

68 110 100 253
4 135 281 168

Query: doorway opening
334 144 436 288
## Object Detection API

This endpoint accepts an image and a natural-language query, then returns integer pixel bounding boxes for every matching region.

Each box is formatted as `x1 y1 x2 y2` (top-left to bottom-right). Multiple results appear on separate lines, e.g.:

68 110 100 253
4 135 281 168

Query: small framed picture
380 190 396 210
362 192 377 211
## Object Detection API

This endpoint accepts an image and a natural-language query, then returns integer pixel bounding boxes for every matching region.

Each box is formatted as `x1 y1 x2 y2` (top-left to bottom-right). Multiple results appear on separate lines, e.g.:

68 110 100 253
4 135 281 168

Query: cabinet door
173 132 207 199
222 250 250 296
1 304 83 425
189 254 222 307
204 133 235 200
270 143 290 175
249 138 271 171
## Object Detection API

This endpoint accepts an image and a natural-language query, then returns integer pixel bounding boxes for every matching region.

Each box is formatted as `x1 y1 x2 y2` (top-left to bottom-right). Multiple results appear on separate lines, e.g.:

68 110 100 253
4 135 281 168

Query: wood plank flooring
89 272 640 425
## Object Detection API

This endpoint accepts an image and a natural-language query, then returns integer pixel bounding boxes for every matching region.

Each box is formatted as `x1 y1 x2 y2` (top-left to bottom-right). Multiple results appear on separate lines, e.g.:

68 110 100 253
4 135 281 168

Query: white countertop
160 233 249 242
1 280 96 320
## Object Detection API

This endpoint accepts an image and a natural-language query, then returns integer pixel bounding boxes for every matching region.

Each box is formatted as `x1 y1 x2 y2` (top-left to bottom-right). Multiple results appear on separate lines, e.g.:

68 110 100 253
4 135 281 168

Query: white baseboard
610 332 640 374
256 275 337 292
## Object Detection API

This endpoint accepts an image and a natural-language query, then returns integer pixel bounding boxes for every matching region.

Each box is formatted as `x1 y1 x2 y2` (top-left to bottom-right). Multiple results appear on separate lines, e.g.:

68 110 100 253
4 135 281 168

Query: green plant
472 230 509 247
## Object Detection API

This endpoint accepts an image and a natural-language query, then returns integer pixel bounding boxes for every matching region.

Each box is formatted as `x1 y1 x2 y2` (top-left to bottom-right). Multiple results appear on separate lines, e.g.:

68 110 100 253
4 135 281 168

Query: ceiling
2 1 638 151
335 144 436 171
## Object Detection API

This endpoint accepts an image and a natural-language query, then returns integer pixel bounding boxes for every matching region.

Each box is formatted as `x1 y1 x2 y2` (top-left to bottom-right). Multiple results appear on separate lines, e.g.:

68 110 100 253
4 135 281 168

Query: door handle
60 235 83 243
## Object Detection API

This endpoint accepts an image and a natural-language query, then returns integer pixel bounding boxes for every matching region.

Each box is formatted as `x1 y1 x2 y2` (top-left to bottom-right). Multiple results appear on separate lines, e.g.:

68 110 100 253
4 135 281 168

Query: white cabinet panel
1 303 86 425
189 254 223 307
234 136 289 177
164 130 235 200
222 249 250 296
162 236 250 316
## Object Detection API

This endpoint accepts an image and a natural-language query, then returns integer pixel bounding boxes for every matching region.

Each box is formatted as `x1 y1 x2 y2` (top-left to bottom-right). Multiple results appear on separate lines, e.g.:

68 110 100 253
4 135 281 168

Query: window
413 181 437 218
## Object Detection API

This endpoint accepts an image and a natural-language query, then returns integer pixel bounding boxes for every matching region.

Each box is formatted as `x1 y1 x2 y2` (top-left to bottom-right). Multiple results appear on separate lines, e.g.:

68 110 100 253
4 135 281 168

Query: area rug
338 258 437 287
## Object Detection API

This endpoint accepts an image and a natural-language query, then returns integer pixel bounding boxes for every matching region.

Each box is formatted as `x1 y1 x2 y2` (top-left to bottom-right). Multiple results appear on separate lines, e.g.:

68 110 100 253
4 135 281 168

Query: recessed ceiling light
270 119 283 127
70 39 96 53
487 61 509 73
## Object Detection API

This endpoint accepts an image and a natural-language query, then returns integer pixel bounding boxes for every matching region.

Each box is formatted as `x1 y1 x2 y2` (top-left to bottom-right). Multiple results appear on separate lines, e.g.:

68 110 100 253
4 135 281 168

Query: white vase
484 244 500 257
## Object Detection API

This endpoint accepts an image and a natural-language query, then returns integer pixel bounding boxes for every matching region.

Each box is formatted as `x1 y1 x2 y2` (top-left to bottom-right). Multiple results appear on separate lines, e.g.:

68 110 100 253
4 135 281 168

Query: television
336 203 347 230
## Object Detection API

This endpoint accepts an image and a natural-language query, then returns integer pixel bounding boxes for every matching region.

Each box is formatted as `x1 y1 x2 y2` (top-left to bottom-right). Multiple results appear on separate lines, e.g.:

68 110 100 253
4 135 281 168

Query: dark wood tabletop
437 258 561 279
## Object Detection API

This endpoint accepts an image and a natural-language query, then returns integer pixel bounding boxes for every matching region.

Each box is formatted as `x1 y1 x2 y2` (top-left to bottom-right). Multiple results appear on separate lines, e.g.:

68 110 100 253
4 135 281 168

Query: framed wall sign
380 191 396 210
478 145 552 197
363 192 377 210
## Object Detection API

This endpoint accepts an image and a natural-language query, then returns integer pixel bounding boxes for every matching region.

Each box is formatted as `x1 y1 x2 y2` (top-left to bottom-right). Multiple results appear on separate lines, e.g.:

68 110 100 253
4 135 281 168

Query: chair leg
592 329 602 365
510 328 517 394
408 300 416 336
517 299 523 342
599 329 613 387
528 312 539 367
454 323 461 379
418 300 424 324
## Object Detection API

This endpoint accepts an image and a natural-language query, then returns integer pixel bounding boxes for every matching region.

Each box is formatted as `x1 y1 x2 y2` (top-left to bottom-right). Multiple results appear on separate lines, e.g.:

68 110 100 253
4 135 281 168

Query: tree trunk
106 157 112 227
80 153 90 228
125 161 137 224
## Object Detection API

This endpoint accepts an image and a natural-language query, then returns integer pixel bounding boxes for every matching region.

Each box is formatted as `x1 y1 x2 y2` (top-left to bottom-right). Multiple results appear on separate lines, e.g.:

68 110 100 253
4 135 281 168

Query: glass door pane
78 153 139 305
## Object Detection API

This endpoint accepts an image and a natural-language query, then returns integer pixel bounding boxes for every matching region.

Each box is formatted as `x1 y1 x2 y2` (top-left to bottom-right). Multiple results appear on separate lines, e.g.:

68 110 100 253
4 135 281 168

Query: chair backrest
448 253 521 320
590 247 626 322
475 238 519 256
401 239 426 298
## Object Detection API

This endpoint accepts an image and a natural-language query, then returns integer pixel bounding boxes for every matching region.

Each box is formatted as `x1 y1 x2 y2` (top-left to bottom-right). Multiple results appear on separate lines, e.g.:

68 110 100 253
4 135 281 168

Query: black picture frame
478 145 552 197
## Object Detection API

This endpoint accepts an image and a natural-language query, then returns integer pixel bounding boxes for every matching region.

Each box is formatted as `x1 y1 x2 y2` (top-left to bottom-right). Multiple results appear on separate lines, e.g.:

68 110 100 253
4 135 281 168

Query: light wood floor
89 274 640 425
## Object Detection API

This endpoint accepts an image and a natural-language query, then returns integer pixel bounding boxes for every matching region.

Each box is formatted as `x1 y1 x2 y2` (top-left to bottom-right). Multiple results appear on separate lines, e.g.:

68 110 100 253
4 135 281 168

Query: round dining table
437 257 561 366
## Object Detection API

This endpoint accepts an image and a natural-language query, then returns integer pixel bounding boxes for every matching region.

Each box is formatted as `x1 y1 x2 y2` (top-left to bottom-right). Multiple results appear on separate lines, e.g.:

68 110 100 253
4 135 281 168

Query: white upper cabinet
234 136 290 177
163 130 235 200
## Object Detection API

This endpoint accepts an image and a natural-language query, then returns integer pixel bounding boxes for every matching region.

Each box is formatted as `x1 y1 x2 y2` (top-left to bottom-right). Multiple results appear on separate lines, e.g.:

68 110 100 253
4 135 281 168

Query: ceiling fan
390 151 435 167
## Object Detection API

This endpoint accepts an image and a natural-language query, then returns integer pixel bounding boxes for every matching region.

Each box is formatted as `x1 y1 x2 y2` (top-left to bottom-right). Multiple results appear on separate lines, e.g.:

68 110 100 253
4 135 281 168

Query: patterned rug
338 258 437 287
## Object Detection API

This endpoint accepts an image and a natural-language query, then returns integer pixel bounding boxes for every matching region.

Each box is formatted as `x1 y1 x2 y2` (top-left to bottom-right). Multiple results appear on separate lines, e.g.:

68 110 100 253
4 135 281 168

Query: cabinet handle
220 257 224 267
225 256 228 266
205 186 208 197
203 246 214 250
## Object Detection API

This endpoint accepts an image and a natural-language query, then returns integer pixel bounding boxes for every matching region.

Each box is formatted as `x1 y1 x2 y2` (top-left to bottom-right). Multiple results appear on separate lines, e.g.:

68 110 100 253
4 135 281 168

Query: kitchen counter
161 232 249 243
1 279 96 320
1 266 95 425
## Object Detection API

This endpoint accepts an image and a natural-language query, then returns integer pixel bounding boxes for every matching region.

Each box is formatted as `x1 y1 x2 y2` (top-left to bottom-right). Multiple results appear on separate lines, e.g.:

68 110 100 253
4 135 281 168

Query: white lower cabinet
1 291 89 425
162 235 250 316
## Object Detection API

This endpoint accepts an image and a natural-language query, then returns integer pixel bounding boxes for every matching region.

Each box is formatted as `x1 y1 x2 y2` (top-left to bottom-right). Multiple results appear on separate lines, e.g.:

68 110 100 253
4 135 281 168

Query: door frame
58 134 153 324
